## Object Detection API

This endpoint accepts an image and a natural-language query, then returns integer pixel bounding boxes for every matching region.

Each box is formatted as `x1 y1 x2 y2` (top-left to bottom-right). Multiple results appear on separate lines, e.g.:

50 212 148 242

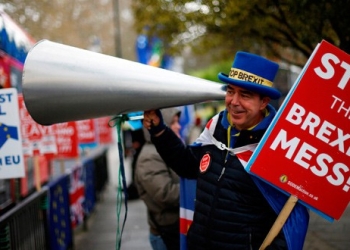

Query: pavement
74 183 151 250
74 183 350 250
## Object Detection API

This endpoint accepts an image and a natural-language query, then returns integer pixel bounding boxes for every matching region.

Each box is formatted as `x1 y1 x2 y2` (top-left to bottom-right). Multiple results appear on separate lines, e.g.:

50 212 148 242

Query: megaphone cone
22 40 225 125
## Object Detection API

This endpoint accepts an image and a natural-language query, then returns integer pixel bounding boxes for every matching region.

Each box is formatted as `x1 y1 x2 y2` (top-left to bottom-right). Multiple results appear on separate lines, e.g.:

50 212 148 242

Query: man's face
225 85 270 130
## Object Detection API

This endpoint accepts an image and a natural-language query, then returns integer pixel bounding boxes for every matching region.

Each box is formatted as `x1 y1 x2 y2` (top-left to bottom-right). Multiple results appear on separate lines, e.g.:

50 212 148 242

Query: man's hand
143 110 165 136
143 110 160 129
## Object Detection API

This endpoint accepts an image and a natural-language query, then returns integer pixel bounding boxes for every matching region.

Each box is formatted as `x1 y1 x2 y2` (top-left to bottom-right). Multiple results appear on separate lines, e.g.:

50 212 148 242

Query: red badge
200 153 211 173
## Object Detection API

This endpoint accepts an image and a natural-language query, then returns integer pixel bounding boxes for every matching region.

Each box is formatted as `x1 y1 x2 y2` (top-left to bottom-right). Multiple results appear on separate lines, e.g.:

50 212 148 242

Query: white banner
0 88 25 179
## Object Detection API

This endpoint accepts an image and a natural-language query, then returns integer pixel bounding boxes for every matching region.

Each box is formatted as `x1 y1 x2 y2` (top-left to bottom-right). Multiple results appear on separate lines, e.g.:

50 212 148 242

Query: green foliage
2 0 120 57
188 60 232 83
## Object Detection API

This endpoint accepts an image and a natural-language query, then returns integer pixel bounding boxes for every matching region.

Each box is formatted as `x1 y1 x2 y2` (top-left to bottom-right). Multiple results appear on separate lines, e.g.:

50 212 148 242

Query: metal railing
0 187 48 250
0 147 109 250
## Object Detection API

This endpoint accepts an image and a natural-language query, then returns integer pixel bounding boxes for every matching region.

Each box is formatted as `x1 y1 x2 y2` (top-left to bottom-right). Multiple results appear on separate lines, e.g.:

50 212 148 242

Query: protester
142 52 309 249
135 107 182 250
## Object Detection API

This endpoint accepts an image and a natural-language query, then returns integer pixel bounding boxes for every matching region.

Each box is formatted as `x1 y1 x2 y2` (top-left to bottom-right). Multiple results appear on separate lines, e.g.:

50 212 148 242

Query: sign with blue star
0 88 24 179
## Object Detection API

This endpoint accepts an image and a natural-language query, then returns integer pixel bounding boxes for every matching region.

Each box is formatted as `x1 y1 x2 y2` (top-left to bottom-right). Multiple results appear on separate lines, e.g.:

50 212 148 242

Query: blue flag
47 175 73 250
0 123 18 148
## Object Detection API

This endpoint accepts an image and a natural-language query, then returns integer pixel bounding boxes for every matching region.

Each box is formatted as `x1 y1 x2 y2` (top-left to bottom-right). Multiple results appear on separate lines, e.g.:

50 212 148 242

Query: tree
131 0 350 67
1 0 138 60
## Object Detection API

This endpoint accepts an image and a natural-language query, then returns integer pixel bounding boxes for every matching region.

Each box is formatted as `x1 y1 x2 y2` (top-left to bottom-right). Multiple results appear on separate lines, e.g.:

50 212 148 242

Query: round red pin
200 153 211 173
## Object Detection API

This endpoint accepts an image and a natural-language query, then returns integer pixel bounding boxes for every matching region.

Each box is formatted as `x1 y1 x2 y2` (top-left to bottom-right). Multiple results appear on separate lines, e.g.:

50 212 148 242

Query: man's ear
260 96 270 110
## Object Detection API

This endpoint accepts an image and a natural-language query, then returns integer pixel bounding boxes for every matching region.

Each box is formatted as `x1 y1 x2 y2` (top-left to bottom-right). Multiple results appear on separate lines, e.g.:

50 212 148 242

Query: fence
0 147 109 250
0 187 48 250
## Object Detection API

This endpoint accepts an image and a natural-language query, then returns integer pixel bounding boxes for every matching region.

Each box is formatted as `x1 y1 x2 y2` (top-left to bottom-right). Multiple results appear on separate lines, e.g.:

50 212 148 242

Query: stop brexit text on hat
245 40 350 221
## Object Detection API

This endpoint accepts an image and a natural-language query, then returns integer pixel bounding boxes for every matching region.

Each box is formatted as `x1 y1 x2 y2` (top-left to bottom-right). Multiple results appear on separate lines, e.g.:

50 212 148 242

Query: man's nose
230 94 239 105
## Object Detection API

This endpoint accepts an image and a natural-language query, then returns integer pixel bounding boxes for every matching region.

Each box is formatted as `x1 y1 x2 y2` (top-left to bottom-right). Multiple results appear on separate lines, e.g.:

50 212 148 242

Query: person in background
142 52 309 249
126 128 145 200
135 107 182 250
187 116 203 144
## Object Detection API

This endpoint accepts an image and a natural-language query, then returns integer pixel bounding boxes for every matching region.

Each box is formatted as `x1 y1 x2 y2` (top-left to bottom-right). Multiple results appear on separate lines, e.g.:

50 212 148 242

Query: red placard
96 117 114 145
18 94 57 156
20 155 49 197
246 40 350 220
53 122 79 158
0 56 11 88
75 119 97 145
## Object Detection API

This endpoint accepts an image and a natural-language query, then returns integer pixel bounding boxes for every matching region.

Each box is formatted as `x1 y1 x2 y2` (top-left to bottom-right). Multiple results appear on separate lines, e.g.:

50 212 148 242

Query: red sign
0 56 11 88
76 119 97 145
53 122 79 158
96 117 114 145
246 40 350 220
18 94 57 156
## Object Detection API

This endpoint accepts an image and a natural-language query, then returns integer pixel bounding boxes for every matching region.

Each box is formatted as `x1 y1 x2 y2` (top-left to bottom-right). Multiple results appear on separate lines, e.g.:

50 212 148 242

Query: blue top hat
218 51 281 99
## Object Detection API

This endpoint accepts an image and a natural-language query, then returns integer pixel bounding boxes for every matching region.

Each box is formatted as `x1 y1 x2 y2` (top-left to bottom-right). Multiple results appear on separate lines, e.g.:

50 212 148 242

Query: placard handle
259 195 298 250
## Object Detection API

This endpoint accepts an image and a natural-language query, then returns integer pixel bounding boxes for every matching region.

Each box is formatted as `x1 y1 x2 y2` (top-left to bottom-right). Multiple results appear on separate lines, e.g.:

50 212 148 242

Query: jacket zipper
218 151 230 181
249 233 253 250
218 166 226 181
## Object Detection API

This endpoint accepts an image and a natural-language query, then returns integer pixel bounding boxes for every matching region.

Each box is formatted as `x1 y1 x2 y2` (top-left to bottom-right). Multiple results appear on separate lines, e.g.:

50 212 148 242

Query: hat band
228 68 273 87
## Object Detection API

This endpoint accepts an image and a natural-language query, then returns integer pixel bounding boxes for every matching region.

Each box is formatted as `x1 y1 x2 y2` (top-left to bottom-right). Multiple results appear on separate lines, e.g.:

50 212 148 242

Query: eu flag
0 123 18 148
47 174 73 250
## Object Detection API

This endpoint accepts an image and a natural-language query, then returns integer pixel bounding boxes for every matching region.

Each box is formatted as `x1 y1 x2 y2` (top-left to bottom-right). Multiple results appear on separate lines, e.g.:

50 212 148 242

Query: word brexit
270 102 350 192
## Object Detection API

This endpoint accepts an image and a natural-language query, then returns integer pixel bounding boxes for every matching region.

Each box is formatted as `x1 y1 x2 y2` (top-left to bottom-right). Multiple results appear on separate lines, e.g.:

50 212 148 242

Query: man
143 52 309 249
135 107 182 250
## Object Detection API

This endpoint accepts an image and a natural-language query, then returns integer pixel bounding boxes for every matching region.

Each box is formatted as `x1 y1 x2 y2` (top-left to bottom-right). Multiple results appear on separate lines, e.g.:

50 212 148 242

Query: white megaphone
22 40 226 125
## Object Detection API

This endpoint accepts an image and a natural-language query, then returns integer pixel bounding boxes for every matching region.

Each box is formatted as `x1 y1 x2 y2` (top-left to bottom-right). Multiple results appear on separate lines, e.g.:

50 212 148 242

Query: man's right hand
143 110 165 136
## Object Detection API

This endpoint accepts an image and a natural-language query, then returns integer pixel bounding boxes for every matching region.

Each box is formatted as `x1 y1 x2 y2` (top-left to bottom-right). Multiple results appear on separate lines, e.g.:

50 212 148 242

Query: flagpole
259 195 298 250
34 156 41 191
